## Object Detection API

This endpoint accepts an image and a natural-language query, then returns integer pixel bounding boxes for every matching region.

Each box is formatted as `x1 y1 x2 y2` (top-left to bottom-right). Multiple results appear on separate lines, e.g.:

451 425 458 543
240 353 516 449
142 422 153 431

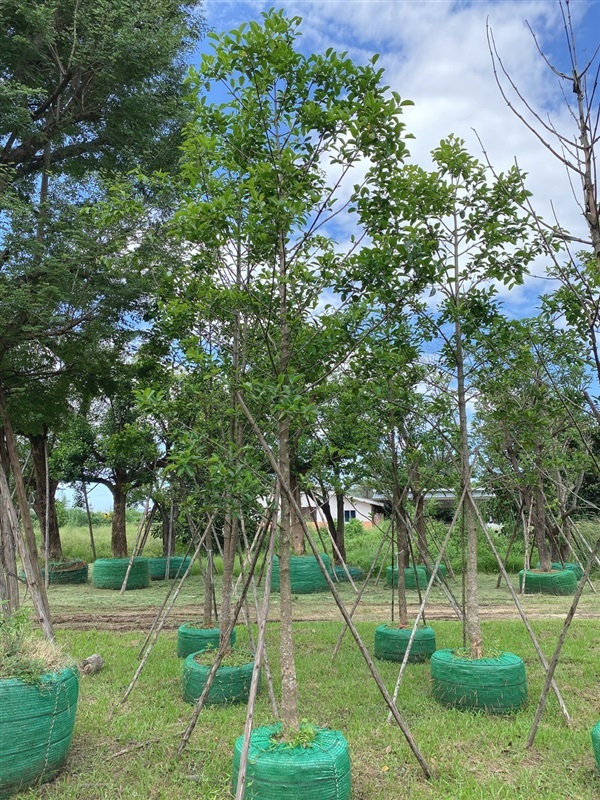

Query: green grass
10 520 599 798
8 618 599 799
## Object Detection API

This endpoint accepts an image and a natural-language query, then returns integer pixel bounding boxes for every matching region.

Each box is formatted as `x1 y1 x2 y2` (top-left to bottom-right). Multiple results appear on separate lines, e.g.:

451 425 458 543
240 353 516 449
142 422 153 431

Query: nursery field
12 521 600 800
9 617 600 800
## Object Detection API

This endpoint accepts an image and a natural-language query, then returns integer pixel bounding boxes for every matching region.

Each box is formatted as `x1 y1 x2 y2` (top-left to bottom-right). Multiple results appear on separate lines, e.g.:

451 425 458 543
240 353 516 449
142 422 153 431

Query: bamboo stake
0 396 53 639
239 506 279 717
177 518 271 756
386 498 463 723
495 516 519 589
236 391 435 780
470 490 571 725
114 516 215 713
82 483 97 561
526 535 600 747
375 534 392 585
165 498 174 580
304 494 357 590
331 523 390 661
234 522 277 800
135 532 200 659
120 499 155 594
544 503 596 593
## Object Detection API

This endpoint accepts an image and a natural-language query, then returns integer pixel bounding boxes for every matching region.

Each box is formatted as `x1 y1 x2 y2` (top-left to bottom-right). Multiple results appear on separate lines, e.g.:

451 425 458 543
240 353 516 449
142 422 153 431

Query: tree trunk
290 471 305 555
220 511 237 651
29 433 62 561
111 479 128 558
318 491 337 544
334 490 347 564
534 472 551 571
278 416 299 734
454 273 483 658
413 490 429 563
160 503 177 557
394 495 409 628
203 525 214 627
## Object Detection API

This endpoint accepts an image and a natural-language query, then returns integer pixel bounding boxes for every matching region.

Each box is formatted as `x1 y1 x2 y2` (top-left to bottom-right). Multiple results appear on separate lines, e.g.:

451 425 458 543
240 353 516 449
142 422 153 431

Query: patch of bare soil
51 602 600 630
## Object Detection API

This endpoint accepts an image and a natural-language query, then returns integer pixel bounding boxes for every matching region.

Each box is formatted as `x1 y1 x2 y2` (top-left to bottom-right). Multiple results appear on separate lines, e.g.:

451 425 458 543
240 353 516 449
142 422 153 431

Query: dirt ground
50 601 600 631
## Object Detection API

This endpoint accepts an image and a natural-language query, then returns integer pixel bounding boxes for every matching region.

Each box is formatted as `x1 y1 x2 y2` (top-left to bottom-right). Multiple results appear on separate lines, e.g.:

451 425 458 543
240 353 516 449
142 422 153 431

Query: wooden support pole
0 393 53 639
386 488 468 723
470 490 571 726
234 522 277 800
82 483 97 562
120 499 156 594
526 535 600 748
331 524 390 660
177 518 271 757
237 391 435 781
115 516 215 712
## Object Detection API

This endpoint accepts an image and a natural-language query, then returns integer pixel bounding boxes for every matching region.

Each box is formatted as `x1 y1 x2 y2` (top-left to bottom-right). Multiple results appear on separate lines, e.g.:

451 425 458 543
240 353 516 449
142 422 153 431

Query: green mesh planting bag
148 556 192 580
177 625 236 658
92 558 150 590
385 565 427 589
182 652 254 705
431 648 527 714
518 568 577 596
0 667 79 799
232 724 351 800
271 554 332 594
374 624 436 663
592 721 600 773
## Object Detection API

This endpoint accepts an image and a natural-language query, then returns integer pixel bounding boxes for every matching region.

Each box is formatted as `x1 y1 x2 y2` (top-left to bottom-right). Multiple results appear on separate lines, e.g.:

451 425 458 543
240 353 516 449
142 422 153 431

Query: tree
178 9 414 734
0 0 204 569
52 362 162 557
379 136 541 657
473 315 591 566
489 1 600 395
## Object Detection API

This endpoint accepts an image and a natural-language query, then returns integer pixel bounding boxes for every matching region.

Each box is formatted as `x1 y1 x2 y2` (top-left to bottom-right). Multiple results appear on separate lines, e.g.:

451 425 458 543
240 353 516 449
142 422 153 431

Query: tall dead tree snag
489 1 600 398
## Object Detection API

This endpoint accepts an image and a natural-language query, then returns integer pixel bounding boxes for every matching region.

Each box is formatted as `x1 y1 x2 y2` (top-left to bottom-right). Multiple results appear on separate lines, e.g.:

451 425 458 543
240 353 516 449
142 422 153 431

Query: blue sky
198 0 598 306
80 0 599 510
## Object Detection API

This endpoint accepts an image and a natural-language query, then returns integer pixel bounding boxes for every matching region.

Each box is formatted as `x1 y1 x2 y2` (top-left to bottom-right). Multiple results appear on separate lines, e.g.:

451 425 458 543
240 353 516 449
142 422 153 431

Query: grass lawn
10 522 600 798
11 609 600 797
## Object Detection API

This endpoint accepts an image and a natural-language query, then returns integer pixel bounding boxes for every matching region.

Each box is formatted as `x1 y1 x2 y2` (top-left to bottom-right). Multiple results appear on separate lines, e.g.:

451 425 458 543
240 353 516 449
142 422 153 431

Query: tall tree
381 137 541 657
178 9 414 734
0 0 203 563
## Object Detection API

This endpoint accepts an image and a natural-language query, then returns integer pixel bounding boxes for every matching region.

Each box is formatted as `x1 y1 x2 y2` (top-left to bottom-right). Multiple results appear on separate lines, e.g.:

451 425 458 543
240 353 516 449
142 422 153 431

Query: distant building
300 493 386 528
424 488 494 510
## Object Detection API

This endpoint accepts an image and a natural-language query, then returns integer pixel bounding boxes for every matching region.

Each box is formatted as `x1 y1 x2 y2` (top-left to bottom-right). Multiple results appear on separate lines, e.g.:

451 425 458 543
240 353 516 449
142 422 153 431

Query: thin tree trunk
278 418 299 734
534 465 551 571
29 433 63 561
111 480 128 558
413 490 429 563
0 460 20 614
290 471 305 554
335 490 347 564
203 527 214 627
453 221 483 658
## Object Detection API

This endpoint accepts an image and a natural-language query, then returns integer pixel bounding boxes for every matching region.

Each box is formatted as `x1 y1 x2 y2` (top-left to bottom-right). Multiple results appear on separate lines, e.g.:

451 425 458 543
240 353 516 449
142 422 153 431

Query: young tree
178 9 414 733
473 315 591 567
379 137 541 657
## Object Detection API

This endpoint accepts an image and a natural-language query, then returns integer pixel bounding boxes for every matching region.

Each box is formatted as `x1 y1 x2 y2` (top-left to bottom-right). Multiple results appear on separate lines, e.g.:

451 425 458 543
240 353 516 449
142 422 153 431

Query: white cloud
200 0 597 315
